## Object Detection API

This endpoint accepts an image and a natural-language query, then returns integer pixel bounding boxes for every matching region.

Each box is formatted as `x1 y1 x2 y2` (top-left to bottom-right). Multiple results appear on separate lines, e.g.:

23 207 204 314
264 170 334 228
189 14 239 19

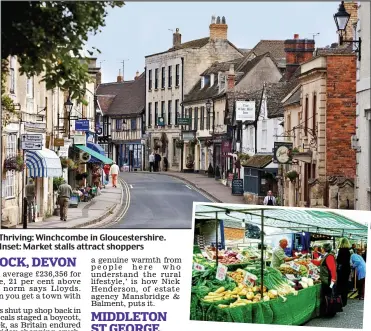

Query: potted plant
285 170 299 182
215 166 221 180
53 177 64 191
175 139 184 149
207 163 214 178
4 155 25 172
60 157 69 168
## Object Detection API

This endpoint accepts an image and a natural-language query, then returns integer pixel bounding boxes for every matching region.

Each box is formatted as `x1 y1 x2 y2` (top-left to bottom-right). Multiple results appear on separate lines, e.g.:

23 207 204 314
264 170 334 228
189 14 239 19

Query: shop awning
25 148 63 178
194 204 368 240
86 142 105 163
75 145 114 164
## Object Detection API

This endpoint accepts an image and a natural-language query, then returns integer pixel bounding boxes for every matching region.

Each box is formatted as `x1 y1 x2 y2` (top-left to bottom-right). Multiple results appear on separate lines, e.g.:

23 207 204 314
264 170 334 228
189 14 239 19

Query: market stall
190 205 368 325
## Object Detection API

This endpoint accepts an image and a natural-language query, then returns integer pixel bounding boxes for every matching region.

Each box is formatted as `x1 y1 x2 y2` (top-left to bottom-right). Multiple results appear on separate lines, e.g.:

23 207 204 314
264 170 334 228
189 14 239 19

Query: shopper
263 190 276 206
336 237 351 307
103 164 111 182
109 162 120 188
149 152 155 172
312 245 322 260
350 251 366 300
319 243 337 317
271 239 300 268
57 179 73 222
155 152 161 172
362 245 367 262
163 156 169 171
25 178 36 222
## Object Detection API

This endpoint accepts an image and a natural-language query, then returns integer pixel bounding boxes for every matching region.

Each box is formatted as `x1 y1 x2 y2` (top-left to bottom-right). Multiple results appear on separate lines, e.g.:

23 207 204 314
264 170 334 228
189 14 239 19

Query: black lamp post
334 1 361 60
64 97 74 139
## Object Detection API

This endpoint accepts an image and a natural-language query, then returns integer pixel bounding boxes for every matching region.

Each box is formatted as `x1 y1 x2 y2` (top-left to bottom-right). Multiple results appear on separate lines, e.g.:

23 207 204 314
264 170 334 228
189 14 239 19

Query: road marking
129 184 133 189
185 185 192 190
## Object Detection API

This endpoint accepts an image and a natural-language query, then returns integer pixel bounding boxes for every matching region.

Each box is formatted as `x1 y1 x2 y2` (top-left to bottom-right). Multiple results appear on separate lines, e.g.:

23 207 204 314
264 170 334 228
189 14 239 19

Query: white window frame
261 120 267 149
26 77 34 98
2 134 17 199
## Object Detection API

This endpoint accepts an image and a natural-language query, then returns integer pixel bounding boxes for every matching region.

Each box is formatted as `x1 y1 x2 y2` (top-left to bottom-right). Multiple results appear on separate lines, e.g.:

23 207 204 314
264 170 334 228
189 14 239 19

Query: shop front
122 141 142 171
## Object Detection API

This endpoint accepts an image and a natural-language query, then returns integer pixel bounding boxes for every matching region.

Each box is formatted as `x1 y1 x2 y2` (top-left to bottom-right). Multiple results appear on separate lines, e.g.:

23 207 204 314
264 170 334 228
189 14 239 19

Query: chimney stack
284 34 315 81
209 15 228 40
96 71 102 87
227 64 235 90
135 71 140 80
173 28 181 47
343 1 358 43
117 69 123 83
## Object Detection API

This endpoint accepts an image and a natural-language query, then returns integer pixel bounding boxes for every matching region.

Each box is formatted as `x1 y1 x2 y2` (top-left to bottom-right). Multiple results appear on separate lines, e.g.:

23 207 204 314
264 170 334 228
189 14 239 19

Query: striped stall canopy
25 148 63 178
194 204 368 240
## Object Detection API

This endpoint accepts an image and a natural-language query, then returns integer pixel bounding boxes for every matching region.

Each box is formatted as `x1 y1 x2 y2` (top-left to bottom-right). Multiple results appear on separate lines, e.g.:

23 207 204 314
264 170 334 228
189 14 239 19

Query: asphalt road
110 172 212 229
304 299 364 329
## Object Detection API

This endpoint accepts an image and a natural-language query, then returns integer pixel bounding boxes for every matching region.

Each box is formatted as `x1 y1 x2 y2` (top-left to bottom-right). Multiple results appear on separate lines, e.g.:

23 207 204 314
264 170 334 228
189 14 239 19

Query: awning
25 148 62 178
75 145 114 164
87 142 105 163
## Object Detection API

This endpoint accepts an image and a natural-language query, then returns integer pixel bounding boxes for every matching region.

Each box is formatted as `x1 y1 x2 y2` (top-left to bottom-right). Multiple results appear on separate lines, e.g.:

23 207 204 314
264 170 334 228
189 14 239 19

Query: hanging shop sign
75 119 90 131
273 142 293 164
235 101 255 121
72 135 86 145
54 138 65 147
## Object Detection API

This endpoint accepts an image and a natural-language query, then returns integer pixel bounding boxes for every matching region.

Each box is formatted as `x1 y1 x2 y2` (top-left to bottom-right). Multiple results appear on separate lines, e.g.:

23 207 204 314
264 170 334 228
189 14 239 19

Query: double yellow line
112 177 131 223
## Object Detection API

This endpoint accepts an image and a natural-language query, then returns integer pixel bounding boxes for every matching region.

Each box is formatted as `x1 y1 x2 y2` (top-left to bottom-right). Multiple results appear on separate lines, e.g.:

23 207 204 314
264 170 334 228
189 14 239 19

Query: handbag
325 287 343 315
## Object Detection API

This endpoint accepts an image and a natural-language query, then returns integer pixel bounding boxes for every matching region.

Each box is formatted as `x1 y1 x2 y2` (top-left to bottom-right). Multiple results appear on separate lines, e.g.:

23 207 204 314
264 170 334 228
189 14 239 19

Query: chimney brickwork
343 1 358 42
173 28 181 47
284 34 315 80
209 16 228 40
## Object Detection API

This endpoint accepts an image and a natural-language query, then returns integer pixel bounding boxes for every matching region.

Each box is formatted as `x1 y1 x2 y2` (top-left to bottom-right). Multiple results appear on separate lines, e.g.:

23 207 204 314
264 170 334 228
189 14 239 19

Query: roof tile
242 154 273 168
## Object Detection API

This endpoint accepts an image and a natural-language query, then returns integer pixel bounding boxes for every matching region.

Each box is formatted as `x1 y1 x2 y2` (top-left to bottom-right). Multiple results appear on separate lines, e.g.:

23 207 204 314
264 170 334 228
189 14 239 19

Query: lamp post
206 99 215 170
64 97 74 139
334 1 362 60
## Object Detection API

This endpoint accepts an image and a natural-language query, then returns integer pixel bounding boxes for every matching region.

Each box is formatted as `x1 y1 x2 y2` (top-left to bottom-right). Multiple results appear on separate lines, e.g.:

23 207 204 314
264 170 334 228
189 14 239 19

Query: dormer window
210 74 215 87
218 72 226 92
201 76 205 89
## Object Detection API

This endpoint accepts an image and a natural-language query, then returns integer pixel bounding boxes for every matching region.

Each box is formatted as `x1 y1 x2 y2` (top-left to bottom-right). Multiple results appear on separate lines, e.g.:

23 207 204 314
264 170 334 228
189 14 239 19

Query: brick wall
224 227 244 240
343 1 358 42
326 54 357 178
209 23 228 40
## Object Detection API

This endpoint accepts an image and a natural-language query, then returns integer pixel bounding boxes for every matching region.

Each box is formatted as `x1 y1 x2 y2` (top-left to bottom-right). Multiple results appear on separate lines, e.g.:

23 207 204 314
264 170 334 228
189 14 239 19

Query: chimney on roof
227 64 235 91
135 71 140 80
342 1 358 44
173 28 181 47
284 34 315 81
96 70 102 87
117 69 123 83
209 15 228 40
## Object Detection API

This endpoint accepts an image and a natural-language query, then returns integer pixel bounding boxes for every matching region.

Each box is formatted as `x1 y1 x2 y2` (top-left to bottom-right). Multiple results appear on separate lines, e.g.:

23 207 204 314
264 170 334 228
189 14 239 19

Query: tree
1 1 124 101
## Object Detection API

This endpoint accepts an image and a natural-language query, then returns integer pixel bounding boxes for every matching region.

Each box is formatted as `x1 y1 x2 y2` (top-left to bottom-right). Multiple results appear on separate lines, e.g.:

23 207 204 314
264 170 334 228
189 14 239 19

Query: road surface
109 172 212 229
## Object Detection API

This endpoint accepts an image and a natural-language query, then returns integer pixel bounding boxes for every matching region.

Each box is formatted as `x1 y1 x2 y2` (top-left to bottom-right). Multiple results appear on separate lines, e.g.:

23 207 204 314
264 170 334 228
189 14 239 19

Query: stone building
354 1 371 210
144 16 244 171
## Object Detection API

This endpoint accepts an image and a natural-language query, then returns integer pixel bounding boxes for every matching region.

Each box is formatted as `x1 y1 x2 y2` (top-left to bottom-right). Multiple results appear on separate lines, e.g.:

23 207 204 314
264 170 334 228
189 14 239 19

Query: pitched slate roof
96 73 145 117
242 154 273 168
283 87 301 107
246 40 286 68
314 42 354 56
184 53 275 104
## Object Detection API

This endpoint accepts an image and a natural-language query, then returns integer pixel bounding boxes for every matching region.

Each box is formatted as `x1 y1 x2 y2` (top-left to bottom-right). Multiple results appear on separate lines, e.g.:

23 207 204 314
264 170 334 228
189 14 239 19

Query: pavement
108 172 212 229
304 299 364 329
22 181 124 229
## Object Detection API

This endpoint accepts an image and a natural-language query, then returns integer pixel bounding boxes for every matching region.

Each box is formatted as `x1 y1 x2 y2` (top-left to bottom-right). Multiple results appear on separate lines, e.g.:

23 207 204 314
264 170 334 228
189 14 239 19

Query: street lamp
206 99 216 171
334 1 361 60
64 97 74 138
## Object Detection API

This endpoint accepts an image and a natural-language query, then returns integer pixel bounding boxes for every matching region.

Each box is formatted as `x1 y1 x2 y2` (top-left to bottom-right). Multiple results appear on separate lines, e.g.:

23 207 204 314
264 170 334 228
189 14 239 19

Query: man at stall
271 239 300 268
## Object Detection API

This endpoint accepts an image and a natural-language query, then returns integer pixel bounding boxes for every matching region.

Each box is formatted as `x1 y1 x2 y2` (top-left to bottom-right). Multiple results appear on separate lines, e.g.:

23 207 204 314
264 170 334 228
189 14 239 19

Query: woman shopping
336 237 351 307
350 251 366 300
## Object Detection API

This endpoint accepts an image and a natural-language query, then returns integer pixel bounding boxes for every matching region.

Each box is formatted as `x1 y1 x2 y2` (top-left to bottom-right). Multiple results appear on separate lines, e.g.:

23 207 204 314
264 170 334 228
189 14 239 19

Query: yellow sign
54 138 65 147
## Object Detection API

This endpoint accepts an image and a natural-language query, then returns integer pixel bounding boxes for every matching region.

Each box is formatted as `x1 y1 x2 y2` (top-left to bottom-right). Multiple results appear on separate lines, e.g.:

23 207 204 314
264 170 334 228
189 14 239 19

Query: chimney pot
294 34 299 39
173 28 181 47
135 71 140 80
117 69 122 83
216 16 221 24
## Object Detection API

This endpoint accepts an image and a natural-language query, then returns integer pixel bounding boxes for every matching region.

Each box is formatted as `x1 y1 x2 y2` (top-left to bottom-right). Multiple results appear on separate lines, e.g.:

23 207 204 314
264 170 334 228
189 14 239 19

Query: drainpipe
144 66 147 171
196 137 202 172
180 57 185 172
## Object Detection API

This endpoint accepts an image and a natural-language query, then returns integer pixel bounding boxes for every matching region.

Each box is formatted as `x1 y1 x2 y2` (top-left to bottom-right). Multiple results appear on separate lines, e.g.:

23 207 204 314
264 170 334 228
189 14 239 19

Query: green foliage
1 1 124 101
53 177 65 191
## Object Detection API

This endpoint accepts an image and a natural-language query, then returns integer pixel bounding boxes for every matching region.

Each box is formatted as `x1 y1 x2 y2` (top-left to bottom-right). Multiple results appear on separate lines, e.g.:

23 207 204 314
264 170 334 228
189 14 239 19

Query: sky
87 1 341 83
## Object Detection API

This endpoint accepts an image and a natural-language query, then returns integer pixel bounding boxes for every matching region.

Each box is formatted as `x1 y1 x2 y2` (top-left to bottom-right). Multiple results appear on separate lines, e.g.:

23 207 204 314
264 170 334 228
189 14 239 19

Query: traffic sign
21 134 43 150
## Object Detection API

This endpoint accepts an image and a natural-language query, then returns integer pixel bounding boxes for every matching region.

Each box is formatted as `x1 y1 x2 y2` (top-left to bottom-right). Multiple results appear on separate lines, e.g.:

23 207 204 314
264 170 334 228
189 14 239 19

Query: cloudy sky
87 1 341 83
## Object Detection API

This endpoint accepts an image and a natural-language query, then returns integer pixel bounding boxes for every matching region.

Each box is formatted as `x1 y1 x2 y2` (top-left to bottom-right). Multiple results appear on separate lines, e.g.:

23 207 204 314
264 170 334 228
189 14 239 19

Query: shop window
116 119 122 131
131 119 136 130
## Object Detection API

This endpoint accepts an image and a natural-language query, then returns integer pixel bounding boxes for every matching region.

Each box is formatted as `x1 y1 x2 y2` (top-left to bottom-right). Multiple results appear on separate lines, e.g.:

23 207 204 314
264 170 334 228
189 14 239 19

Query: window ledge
168 86 172 89
161 88 165 90
175 86 180 89
4 196 16 201
167 125 172 128
174 125 179 128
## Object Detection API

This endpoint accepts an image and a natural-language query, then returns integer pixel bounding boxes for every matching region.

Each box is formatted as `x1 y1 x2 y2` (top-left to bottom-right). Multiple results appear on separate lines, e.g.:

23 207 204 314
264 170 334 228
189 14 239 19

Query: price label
289 262 301 271
216 264 228 281
311 273 320 281
201 251 211 260
243 271 257 286
308 263 317 271
193 263 205 271
236 253 245 261
285 274 297 281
